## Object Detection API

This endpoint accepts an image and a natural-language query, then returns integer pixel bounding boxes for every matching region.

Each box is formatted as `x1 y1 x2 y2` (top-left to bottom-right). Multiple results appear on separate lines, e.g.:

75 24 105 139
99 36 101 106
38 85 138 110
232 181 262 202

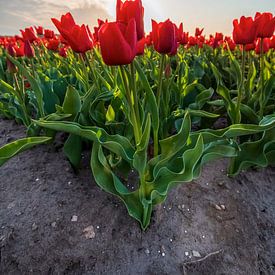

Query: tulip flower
44 29 55 39
233 16 257 45
98 18 137 65
188 36 198 47
13 41 25 57
255 38 270 54
24 40 35 58
6 44 18 73
116 0 144 40
93 19 106 43
151 19 177 55
35 26 44 36
59 47 68 57
195 27 204 37
225 39 236 51
20 27 37 43
137 37 145 55
46 38 59 51
255 12 275 38
52 12 93 53
181 32 189 45
244 42 255 52
270 35 275 49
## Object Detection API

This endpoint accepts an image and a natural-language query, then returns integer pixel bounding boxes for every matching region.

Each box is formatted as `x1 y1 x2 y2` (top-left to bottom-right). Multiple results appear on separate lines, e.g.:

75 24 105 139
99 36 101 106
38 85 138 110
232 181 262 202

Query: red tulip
255 38 270 54
46 38 59 51
137 37 145 55
195 27 204 37
225 39 236 51
270 35 275 49
59 47 68 57
116 0 144 40
93 19 106 42
244 42 255 52
44 29 55 39
180 32 189 45
20 27 37 42
151 19 177 55
24 40 35 58
233 16 257 45
188 36 198 46
52 12 93 53
14 41 25 57
6 44 17 73
255 12 275 38
98 19 137 65
35 26 44 36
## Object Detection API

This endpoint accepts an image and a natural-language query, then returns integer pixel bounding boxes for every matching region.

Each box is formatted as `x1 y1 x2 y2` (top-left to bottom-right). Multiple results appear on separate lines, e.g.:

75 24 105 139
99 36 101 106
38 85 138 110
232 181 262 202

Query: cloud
0 0 112 35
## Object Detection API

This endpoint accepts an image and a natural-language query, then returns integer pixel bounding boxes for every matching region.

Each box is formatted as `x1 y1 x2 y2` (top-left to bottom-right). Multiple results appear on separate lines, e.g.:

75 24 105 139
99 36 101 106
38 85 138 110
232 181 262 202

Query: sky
0 0 274 36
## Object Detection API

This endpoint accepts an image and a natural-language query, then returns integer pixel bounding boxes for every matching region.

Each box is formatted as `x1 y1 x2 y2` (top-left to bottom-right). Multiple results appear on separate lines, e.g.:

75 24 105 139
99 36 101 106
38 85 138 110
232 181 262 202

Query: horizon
0 0 274 36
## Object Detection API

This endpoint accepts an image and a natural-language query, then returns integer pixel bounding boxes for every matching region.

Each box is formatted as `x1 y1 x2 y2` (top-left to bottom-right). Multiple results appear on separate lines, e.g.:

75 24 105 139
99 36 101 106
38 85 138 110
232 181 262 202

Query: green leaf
63 134 82 169
0 137 52 167
106 105 115 122
7 54 45 117
62 85 81 117
34 120 135 163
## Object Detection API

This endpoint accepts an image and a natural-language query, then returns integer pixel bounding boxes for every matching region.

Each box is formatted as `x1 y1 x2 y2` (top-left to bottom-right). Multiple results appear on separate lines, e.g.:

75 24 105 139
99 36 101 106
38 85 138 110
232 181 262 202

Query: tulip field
0 0 274 231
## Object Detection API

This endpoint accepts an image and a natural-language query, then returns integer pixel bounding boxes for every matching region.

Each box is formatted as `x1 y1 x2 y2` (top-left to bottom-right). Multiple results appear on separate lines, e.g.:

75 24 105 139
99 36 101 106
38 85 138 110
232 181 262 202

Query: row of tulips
0 0 274 229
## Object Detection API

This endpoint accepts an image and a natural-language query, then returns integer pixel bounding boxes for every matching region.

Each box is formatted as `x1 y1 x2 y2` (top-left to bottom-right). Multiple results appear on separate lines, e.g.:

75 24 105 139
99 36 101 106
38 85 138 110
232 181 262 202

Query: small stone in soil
7 202 16 209
83 225 95 239
192 250 201 257
51 222 57 228
71 215 78 222
220 204 226 210
32 223 38 231
35 178 39 182
214 204 222 211
145 248 150 255
185 252 189 256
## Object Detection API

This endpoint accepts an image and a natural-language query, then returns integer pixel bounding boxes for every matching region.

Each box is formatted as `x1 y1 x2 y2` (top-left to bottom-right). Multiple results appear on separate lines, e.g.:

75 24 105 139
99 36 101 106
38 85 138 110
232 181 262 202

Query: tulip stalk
236 46 245 124
259 38 264 118
120 65 141 145
84 52 100 91
154 54 166 156
130 62 141 128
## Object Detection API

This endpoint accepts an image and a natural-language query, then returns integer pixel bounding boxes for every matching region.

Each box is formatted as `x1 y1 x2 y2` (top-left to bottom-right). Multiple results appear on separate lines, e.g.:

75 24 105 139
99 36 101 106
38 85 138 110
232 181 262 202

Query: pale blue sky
0 0 274 36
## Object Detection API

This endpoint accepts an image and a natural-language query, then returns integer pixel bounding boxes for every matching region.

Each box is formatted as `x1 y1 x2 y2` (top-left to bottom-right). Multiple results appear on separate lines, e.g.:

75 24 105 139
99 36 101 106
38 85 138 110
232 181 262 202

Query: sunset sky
0 0 274 36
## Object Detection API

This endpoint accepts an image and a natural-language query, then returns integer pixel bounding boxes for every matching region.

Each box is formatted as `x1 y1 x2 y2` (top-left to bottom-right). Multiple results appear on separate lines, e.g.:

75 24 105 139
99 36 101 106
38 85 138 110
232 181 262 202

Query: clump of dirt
0 118 274 274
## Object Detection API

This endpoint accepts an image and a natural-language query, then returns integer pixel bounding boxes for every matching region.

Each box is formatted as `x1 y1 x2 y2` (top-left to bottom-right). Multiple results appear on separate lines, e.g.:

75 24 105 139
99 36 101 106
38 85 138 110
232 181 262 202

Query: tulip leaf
0 137 52 167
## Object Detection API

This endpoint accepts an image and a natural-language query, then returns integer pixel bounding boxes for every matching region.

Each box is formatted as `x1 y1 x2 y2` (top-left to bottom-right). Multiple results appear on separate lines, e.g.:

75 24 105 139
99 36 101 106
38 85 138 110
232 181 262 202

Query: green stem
14 74 31 126
154 54 166 157
236 46 245 124
156 54 166 109
259 38 264 118
120 66 141 145
130 62 141 128
84 52 100 91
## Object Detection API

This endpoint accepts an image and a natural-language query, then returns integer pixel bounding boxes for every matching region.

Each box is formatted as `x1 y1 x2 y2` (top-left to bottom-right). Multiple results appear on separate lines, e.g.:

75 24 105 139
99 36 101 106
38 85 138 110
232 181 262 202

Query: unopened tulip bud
165 63 171 78
24 40 35 58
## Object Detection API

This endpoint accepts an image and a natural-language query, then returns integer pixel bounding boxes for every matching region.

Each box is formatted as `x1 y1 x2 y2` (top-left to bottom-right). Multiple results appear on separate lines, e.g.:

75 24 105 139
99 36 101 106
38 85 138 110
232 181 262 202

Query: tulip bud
59 47 67 57
6 44 18 74
24 40 35 58
164 63 171 78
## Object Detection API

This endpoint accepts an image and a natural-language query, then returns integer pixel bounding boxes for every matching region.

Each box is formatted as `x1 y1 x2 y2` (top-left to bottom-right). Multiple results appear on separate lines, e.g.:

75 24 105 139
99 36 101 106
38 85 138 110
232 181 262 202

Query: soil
0 118 275 275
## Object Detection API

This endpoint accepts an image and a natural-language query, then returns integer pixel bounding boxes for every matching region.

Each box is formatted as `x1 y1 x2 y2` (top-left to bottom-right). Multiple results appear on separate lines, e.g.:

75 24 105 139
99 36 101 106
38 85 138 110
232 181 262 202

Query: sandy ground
0 118 275 275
